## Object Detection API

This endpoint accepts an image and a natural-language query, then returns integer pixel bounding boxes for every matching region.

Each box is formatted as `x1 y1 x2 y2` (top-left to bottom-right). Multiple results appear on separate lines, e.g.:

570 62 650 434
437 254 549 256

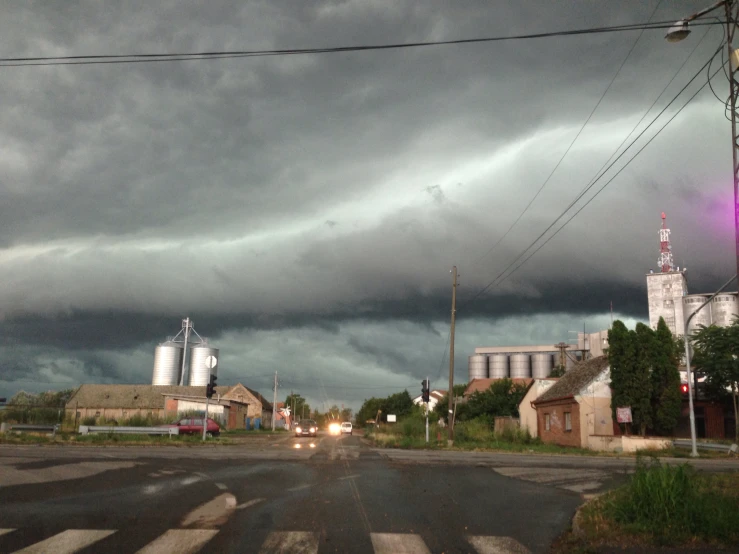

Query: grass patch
0 431 232 446
567 460 739 549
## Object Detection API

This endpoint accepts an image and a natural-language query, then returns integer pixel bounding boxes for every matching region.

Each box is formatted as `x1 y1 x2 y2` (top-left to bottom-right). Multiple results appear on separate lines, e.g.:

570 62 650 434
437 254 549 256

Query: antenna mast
658 212 675 273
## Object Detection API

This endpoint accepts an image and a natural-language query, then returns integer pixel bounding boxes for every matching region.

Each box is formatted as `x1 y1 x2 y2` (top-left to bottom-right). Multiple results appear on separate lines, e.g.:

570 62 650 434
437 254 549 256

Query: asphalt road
0 434 735 554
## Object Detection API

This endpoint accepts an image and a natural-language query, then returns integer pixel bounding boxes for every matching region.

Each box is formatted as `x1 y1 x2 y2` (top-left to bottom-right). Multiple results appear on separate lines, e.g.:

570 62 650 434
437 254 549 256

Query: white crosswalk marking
136 529 219 554
467 535 531 554
259 531 319 554
13 529 116 554
370 533 431 554
0 529 15 537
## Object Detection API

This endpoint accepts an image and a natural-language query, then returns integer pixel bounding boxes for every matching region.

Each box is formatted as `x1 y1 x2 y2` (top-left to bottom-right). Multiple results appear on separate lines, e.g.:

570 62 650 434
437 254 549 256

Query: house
65 383 272 430
532 357 614 448
518 378 558 438
412 390 446 412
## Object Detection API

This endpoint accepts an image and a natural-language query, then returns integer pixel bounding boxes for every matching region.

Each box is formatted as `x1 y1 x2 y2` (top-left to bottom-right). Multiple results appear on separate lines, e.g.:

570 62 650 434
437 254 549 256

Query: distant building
412 390 446 412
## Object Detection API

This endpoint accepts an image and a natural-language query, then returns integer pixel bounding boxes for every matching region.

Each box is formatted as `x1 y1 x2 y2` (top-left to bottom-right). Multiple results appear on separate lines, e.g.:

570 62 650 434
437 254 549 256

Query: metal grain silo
711 293 738 327
565 354 576 372
683 295 711 338
488 354 509 379
531 353 553 379
188 345 219 387
468 354 488 380
509 353 531 378
152 341 184 386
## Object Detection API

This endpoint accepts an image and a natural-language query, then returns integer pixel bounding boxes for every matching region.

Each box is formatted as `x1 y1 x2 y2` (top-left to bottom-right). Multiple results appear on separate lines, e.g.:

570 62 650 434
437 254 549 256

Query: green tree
651 317 682 436
284 394 309 420
633 323 655 436
609 320 640 434
384 390 414 418
549 365 566 378
357 397 385 425
692 322 739 442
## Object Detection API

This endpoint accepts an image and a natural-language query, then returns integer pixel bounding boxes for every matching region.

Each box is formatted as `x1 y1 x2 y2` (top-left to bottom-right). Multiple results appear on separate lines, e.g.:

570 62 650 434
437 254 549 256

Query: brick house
532 357 613 448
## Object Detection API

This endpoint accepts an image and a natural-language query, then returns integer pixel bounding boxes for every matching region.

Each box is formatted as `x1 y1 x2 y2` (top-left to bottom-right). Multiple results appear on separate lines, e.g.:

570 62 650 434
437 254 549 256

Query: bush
454 419 494 443
81 416 97 426
607 459 739 545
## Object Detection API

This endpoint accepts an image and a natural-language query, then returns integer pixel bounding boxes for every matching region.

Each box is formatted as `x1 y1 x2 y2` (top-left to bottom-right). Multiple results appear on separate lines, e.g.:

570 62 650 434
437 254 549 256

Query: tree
384 390 414 418
650 317 682 436
609 320 642 434
549 365 566 378
632 323 655 435
284 394 309 420
692 321 739 442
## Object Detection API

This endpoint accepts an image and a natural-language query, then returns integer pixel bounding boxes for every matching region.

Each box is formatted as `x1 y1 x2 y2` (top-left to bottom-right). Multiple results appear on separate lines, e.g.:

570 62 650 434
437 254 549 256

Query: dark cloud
0 1 734 406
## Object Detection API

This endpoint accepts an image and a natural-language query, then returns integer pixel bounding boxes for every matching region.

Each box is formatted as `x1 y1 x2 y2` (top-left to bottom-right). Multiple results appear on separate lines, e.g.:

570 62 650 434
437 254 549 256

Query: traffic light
206 374 217 399
680 383 689 395
421 380 430 403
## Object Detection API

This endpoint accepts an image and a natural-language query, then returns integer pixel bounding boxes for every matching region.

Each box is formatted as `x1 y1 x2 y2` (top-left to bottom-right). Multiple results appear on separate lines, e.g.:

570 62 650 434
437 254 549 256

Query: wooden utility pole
448 266 457 445
271 371 278 431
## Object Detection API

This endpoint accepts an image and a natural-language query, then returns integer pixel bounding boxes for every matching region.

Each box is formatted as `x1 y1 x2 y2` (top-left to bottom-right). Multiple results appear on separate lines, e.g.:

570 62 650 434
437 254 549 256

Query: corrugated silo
531 353 553 379
711 293 738 327
188 344 220 386
152 341 184 386
565 354 576 372
488 354 509 379
468 354 488 380
509 353 531 378
683 295 711 338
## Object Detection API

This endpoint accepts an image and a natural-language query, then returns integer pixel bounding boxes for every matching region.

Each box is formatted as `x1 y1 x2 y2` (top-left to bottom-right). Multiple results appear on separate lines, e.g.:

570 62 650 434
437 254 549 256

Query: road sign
616 407 632 423
386 414 397 423
205 355 218 369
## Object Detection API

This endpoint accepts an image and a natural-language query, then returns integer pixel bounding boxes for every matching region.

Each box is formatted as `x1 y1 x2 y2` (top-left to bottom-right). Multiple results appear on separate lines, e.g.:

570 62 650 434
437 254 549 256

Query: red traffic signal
681 384 689 394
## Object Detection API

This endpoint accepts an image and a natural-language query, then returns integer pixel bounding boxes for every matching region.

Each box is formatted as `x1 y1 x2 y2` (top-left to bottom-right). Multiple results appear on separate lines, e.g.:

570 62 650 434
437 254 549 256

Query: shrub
81 416 97 426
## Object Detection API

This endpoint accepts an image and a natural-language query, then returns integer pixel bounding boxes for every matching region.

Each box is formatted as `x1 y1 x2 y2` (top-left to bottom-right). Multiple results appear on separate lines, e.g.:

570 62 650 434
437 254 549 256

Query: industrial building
152 318 220 386
646 213 738 337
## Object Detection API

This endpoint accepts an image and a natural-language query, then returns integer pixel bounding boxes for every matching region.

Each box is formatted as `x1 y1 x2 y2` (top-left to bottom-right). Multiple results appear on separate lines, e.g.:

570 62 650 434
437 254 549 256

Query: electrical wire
0 20 723 68
462 43 724 308
467 1 665 274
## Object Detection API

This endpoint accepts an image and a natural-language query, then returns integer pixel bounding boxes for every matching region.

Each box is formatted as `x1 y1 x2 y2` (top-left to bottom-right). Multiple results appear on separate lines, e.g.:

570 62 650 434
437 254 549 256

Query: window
544 413 550 431
565 412 572 432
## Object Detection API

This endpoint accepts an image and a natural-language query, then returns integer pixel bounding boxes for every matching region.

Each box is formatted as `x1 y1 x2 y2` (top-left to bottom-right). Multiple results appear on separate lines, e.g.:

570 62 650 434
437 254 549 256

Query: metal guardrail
78 426 179 436
1 423 60 435
673 439 738 454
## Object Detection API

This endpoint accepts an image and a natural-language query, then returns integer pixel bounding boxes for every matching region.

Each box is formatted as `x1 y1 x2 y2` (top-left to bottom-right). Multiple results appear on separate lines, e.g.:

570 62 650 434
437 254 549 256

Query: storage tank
488 354 509 379
683 295 711 338
711 293 739 327
152 341 184 386
509 353 531 378
531 353 553 379
188 345 220 386
468 354 488 380
565 354 576 372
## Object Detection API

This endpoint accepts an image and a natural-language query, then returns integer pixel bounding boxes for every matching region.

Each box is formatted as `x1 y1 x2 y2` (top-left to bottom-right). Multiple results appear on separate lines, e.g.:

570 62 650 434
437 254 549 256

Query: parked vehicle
328 421 341 435
295 419 317 437
168 417 221 437
341 422 353 435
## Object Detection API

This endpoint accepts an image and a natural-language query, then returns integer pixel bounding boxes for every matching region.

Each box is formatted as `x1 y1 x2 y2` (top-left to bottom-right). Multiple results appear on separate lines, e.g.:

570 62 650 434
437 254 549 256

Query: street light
666 1 739 285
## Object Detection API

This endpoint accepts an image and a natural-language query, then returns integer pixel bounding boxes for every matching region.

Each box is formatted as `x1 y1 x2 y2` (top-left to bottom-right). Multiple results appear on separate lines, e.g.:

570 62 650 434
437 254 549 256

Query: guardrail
0 423 60 435
673 439 738 455
78 426 179 437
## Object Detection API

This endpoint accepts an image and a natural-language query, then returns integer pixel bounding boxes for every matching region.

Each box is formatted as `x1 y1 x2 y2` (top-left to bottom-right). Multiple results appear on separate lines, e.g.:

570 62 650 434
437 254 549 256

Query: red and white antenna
658 212 674 272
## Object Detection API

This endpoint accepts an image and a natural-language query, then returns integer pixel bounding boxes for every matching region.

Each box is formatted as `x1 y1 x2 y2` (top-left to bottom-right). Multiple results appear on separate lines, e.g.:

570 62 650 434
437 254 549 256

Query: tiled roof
533 356 609 404
65 384 232 409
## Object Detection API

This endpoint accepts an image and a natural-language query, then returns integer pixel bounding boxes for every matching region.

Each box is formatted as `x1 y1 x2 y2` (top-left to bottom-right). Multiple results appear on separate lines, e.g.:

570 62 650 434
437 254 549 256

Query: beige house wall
519 379 557 438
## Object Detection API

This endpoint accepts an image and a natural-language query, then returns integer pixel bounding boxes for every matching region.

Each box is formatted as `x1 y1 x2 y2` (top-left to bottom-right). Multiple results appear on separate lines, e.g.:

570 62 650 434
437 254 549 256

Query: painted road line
467 535 531 554
370 533 431 554
180 493 237 528
259 531 319 554
337 474 360 480
236 498 265 510
180 476 202 485
0 529 15 537
287 483 312 492
14 529 116 554
143 484 164 495
136 530 219 554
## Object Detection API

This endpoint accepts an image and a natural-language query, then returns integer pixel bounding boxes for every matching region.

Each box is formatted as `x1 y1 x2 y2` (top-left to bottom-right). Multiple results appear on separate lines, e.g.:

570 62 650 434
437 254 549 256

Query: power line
464 48 723 305
468 1 664 273
464 45 723 306
0 20 722 68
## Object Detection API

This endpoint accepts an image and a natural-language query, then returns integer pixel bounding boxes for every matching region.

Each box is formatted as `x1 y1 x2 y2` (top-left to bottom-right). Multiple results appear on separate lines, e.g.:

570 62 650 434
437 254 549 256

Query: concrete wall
647 271 688 336
586 435 622 452
519 379 557 438
586 435 671 452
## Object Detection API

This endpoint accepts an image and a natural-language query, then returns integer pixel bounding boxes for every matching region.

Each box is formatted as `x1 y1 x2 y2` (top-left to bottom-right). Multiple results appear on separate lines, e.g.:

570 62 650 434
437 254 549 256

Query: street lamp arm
683 1 728 23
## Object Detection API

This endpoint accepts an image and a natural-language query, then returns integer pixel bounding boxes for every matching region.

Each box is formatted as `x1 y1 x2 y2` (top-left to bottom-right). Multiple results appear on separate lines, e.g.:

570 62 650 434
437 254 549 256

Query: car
168 417 221 437
328 421 341 435
340 422 353 435
295 419 317 437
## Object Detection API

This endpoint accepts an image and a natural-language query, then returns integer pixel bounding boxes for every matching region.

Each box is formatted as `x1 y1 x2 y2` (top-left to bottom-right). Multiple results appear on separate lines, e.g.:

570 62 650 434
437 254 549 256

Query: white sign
386 414 397 423
205 355 218 369
616 407 632 423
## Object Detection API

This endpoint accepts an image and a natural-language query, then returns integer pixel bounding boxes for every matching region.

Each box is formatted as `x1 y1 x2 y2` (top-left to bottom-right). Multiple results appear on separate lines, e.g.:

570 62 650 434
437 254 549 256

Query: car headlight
296 427 302 433
309 427 315 433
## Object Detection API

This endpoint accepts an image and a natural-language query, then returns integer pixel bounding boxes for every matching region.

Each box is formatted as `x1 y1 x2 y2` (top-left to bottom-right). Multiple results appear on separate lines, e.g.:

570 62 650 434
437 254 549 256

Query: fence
78 426 179 436
0 423 60 435
673 439 739 454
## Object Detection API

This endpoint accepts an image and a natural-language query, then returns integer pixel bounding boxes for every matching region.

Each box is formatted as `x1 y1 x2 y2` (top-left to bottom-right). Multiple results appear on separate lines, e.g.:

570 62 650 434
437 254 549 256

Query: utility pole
271 371 278 431
726 0 739 285
448 265 457 445
202 394 210 442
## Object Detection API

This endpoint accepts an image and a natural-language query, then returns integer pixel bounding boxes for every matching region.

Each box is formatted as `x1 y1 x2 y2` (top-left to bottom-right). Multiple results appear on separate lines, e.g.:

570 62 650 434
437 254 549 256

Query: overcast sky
0 1 734 412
